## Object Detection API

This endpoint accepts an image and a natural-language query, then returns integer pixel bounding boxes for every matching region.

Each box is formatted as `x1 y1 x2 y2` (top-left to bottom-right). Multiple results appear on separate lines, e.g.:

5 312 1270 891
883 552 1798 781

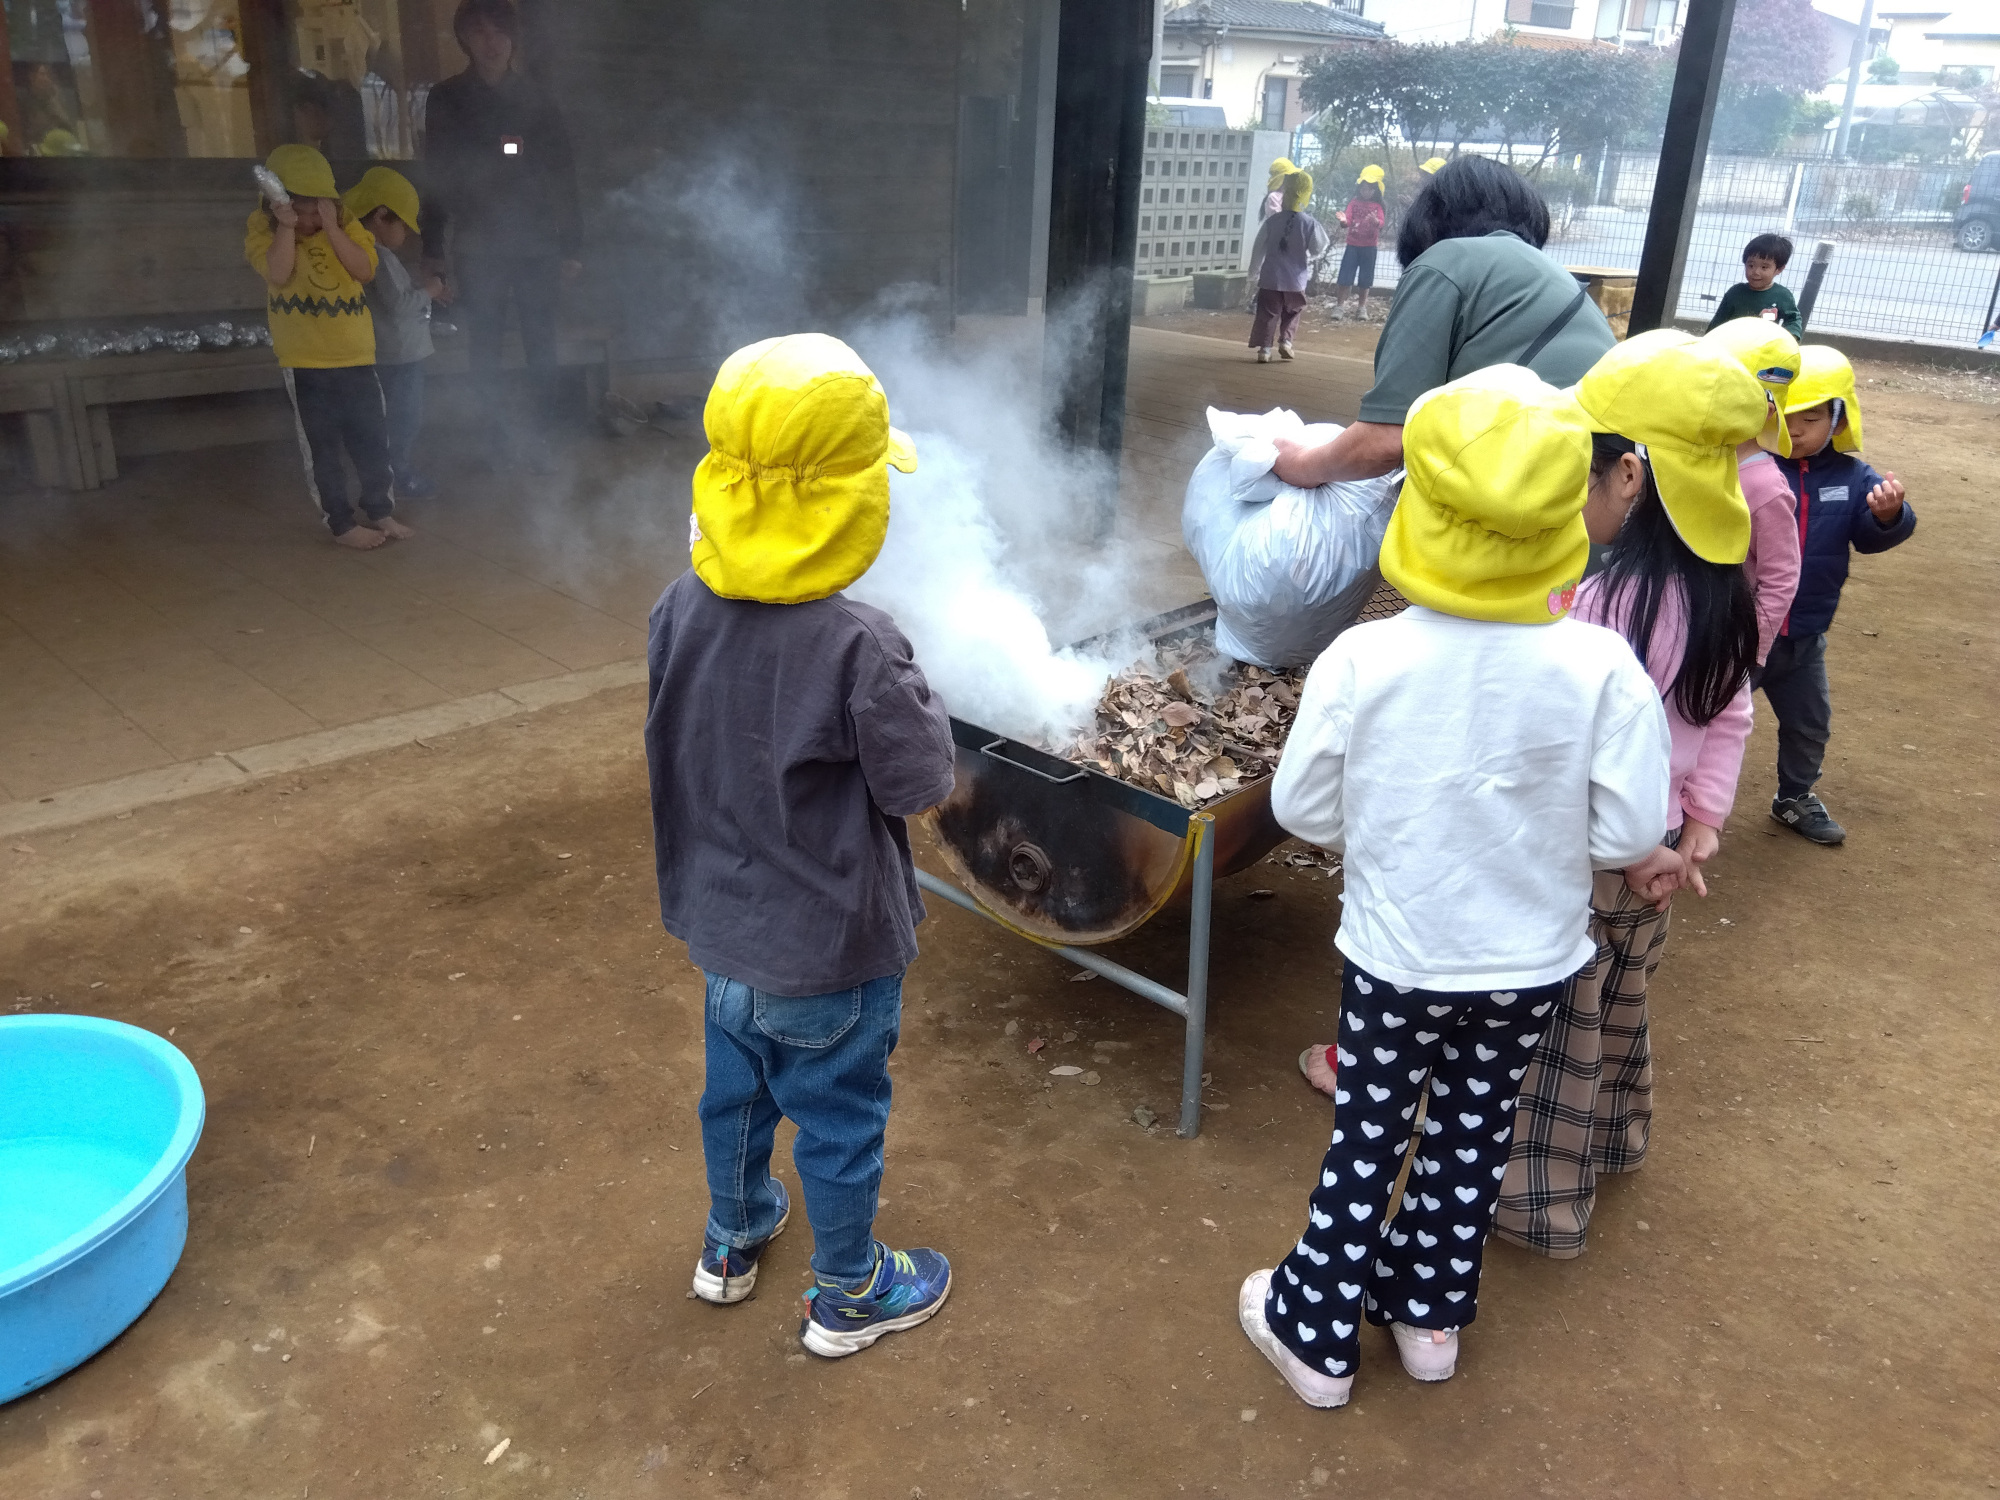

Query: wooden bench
1 328 612 490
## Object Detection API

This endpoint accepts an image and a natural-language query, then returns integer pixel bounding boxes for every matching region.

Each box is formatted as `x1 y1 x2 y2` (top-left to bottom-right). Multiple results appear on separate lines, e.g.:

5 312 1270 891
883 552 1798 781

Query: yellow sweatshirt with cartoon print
244 209 378 369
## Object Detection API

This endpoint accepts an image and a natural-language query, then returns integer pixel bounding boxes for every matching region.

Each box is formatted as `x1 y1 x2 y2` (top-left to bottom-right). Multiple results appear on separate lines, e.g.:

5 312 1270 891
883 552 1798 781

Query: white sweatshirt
1271 606 1671 990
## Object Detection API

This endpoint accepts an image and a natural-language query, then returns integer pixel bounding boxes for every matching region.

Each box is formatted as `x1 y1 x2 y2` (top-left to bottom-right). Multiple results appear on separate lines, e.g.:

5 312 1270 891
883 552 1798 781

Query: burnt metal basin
925 600 1289 947
918 600 1287 1137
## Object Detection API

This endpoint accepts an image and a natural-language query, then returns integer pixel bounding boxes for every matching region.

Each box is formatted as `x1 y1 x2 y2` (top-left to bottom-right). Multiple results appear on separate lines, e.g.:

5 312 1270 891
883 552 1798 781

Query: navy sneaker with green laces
691 1180 790 1305
799 1242 952 1358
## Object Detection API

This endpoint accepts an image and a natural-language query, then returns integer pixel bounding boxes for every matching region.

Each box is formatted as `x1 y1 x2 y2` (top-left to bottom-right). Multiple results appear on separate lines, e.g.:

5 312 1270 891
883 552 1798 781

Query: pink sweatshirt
1574 575 1753 832
1739 443 1801 665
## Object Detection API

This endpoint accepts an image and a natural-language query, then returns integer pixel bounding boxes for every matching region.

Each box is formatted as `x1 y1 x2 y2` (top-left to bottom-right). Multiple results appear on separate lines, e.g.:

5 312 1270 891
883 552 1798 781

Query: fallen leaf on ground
1026 1037 1046 1054
1049 1065 1084 1077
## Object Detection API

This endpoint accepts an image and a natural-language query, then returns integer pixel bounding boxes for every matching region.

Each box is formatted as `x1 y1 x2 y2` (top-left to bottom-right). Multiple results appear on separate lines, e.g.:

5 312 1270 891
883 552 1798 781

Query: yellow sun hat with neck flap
1281 169 1314 212
690 333 917 606
1418 156 1448 174
1701 316 1800 457
342 166 422 231
1267 156 1299 191
1356 163 1385 185
1780 344 1865 453
1570 328 1767 566
1379 364 1594 624
264 143 337 201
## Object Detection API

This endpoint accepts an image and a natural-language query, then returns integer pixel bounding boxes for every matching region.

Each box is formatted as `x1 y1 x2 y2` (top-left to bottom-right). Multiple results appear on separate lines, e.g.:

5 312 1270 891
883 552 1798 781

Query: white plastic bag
1181 406 1401 667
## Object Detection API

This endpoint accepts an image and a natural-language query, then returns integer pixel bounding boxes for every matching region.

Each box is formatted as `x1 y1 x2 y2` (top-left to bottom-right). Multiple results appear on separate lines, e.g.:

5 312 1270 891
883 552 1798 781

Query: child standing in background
345 166 448 502
1703 319 1804 665
1707 233 1803 339
1240 365 1671 1407
1764 346 1916 846
1331 167 1386 321
246 145 410 551
1497 331 1766 1258
646 333 957 1358
1247 170 1329 364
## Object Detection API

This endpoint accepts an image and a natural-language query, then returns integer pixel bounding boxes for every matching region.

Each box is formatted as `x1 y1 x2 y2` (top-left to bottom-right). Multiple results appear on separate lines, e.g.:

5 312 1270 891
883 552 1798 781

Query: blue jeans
375 360 426 481
699 969 902 1285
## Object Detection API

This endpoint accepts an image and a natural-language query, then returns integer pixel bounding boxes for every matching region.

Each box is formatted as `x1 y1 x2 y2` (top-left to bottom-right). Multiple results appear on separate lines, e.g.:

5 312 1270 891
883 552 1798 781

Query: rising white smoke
844 310 1144 744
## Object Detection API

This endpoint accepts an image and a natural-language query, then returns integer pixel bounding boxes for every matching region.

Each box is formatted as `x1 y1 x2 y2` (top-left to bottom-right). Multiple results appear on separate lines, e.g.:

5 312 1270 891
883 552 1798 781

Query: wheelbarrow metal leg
1178 813 1215 1138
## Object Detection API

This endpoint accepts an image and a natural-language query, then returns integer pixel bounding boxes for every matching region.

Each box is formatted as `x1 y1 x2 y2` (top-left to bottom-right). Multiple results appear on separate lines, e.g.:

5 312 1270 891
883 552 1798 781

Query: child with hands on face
246 145 410 550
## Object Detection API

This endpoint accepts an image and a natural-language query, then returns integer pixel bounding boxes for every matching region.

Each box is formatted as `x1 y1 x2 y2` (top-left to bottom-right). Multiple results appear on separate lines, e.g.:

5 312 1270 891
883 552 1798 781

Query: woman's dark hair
1590 434 1758 728
1352 181 1384 205
454 0 518 44
1396 154 1551 267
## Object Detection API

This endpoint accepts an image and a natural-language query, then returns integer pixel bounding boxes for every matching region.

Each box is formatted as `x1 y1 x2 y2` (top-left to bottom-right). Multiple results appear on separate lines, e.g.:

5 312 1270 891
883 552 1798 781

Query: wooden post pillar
1628 0 1738 335
1042 0 1152 465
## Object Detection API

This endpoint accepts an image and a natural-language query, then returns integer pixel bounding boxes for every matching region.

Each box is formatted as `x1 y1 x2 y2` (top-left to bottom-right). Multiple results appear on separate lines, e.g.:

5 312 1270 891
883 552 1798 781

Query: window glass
2 0 469 159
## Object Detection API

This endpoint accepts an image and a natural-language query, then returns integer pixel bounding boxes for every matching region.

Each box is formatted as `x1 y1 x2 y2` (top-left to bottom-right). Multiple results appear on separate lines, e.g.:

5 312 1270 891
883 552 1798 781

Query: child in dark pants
1763 345 1915 845
346 167 447 501
644 333 957 1359
245 145 410 551
1239 366 1671 1407
1247 169 1329 363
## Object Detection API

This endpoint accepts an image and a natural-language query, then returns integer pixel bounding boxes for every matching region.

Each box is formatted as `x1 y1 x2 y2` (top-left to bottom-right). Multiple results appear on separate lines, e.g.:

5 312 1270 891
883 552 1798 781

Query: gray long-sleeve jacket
364 251 433 366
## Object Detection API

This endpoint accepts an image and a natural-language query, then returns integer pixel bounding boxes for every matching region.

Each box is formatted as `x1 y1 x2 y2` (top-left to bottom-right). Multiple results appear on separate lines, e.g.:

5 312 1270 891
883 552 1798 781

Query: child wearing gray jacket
344 168 447 500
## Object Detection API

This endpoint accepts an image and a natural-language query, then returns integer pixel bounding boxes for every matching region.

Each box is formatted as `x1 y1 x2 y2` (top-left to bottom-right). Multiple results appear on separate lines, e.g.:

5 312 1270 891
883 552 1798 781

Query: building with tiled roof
1160 1 1386 131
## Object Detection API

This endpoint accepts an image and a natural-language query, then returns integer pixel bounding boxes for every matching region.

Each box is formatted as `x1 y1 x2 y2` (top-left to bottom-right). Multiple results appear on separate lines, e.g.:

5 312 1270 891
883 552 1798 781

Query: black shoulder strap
1520 282 1591 367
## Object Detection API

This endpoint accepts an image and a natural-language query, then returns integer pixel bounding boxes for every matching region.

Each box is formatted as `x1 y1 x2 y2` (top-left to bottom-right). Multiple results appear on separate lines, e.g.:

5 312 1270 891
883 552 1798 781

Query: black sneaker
1771 794 1846 845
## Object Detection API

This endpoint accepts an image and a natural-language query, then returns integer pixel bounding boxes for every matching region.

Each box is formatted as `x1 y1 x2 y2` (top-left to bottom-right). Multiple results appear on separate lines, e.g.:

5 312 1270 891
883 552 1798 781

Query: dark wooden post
1043 0 1151 463
1628 0 1738 335
0 3 26 154
239 0 297 158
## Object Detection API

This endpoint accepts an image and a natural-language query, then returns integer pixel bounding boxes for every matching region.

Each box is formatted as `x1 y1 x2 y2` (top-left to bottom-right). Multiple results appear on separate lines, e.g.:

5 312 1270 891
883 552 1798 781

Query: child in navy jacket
1763 347 1915 845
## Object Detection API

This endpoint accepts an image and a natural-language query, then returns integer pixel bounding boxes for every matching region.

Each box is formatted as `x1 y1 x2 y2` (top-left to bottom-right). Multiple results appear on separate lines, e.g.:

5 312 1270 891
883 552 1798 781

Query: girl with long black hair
1495 331 1768 1258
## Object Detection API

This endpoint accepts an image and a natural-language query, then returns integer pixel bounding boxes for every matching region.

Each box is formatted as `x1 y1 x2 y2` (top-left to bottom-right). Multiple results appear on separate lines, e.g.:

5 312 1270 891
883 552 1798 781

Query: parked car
1956 151 2000 251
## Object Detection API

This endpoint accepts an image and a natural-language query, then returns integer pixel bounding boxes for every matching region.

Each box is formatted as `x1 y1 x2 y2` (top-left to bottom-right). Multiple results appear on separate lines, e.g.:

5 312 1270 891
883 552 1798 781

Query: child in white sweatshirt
1237 364 1672 1409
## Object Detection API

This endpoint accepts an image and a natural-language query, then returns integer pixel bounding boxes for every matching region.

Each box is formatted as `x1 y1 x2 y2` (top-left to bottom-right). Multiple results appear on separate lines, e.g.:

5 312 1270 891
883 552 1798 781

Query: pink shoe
1238 1270 1353 1408
1391 1321 1459 1382
1298 1044 1338 1098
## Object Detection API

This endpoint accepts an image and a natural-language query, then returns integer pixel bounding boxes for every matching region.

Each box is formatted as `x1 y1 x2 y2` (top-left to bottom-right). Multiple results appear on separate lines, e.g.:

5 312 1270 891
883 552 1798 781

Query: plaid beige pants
1493 858 1676 1259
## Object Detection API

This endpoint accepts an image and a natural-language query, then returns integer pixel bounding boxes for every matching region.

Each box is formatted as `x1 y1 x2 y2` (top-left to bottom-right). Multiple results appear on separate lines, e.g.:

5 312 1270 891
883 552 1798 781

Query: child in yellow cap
1247 170 1328 362
1703 318 1804 666
245 145 407 550
1495 330 1767 1259
645 333 956 1358
344 167 449 502
1240 365 1671 1408
1763 346 1914 845
1331 167 1386 322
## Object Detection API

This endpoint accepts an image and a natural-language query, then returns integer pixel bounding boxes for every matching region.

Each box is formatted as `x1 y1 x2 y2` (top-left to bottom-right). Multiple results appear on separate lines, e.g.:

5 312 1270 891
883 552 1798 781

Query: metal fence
1560 152 1998 347
1302 151 2000 349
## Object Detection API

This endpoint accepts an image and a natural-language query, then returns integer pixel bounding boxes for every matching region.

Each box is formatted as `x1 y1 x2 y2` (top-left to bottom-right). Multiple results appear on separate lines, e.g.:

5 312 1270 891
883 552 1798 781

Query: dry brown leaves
1049 636 1306 809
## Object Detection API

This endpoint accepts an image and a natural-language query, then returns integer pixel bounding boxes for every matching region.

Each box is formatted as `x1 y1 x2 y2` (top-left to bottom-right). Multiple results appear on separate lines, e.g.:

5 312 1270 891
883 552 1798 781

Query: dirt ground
3 347 1998 1499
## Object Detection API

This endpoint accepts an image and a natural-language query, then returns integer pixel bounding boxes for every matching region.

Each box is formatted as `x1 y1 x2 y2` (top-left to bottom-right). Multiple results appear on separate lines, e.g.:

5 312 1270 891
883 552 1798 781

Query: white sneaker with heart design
1238 1270 1353 1408
1391 1320 1459 1381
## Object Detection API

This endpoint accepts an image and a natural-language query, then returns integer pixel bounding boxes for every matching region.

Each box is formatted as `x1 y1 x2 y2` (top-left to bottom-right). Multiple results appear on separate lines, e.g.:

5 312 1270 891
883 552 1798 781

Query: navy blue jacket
1772 446 1915 638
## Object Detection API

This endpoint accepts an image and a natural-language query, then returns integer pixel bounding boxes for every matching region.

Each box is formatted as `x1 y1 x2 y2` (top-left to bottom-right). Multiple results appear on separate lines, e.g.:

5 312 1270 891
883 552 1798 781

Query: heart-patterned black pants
1266 960 1574 1380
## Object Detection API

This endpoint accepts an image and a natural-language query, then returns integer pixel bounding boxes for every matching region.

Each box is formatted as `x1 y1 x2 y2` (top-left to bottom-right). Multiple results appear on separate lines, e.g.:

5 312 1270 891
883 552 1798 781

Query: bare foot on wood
373 516 415 540
334 525 387 551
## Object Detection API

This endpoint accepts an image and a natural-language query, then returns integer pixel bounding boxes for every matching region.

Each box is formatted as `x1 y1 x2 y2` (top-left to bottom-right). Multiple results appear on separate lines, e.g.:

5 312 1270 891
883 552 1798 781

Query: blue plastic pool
0 1015 205 1403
